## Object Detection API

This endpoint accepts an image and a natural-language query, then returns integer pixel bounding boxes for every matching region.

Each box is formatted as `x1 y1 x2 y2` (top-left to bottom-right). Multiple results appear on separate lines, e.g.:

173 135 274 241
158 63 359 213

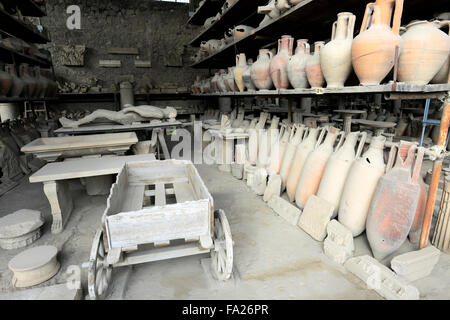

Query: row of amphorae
251 124 426 260
0 63 57 98
193 0 450 93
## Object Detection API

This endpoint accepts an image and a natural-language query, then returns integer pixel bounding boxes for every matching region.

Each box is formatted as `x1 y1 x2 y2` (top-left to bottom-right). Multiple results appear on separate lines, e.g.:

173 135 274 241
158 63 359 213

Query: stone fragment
324 219 354 264
134 60 152 68
99 60 121 68
53 45 86 66
231 163 243 180
391 246 441 282
9 245 60 288
0 209 44 250
268 195 302 226
345 255 420 300
263 174 281 202
108 47 139 55
298 195 334 241
251 167 267 196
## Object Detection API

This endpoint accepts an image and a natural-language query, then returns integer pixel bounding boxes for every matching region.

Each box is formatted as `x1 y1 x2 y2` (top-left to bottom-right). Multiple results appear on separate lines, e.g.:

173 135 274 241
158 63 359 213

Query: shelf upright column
420 94 450 249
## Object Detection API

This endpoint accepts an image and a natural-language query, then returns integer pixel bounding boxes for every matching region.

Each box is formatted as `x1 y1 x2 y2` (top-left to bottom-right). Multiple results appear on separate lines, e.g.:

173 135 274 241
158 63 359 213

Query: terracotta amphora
317 131 367 218
225 67 237 92
366 143 424 260
257 129 271 167
33 66 48 98
211 72 220 93
5 64 23 97
41 69 57 97
234 53 248 92
19 63 37 98
251 49 274 90
192 75 202 94
242 59 256 91
280 124 306 190
287 39 310 89
351 0 404 85
270 35 294 89
216 70 227 92
338 135 388 237
286 127 326 202
273 124 292 174
0 64 13 97
321 12 356 88
398 20 450 85
295 126 344 209
408 174 427 245
306 41 325 88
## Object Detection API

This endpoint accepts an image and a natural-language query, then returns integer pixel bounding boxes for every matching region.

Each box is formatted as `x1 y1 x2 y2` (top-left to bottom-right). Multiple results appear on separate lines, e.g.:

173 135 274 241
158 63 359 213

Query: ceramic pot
408 175 427 244
258 0 280 19
398 20 450 85
234 53 248 92
217 69 228 92
225 67 237 91
251 49 274 90
229 25 254 40
19 64 37 98
305 41 325 88
41 68 57 97
431 55 450 84
366 143 424 260
351 0 403 85
295 126 344 209
317 131 367 217
286 127 326 202
242 59 256 91
5 64 24 97
280 124 306 190
276 0 291 12
33 66 48 98
211 72 220 92
270 35 294 89
321 12 356 88
0 64 13 97
200 39 222 55
192 75 201 94
287 39 310 89
272 124 292 174
338 135 387 237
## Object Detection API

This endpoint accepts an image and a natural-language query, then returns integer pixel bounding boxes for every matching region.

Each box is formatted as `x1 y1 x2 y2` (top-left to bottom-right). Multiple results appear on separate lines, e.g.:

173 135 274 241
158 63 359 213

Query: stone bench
29 154 156 234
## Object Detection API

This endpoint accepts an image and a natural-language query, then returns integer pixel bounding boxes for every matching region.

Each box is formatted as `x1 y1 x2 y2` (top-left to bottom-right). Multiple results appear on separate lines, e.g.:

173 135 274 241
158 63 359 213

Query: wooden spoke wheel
88 229 113 300
211 209 233 281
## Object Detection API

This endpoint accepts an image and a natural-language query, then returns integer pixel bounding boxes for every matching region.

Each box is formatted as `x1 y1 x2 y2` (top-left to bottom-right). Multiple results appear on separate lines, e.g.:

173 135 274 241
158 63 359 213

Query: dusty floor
0 162 449 300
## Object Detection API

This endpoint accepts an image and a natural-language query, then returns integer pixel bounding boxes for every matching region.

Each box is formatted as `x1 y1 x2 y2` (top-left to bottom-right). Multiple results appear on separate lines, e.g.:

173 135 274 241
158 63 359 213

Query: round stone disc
0 209 44 239
9 245 58 272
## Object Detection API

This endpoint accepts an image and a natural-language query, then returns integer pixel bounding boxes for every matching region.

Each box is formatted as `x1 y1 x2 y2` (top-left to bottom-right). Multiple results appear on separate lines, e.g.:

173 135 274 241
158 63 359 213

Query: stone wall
41 0 208 93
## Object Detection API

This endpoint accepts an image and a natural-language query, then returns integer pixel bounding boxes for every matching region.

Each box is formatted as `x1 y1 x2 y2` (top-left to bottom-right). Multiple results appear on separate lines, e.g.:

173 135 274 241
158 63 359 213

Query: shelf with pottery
187 0 225 26
192 83 450 97
0 6 49 44
0 0 47 17
189 0 449 69
189 0 268 47
0 43 51 67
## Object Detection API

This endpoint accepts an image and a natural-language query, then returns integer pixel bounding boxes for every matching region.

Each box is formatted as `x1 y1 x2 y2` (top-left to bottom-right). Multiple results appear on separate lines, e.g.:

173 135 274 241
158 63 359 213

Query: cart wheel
88 229 112 300
211 209 233 281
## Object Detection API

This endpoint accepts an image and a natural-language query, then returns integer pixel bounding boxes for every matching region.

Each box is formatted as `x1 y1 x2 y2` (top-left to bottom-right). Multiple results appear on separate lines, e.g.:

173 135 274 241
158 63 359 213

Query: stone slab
108 47 139 55
263 174 281 202
99 60 121 67
345 255 420 300
30 154 156 183
324 219 354 264
0 283 82 300
268 195 302 226
298 195 334 241
391 246 441 282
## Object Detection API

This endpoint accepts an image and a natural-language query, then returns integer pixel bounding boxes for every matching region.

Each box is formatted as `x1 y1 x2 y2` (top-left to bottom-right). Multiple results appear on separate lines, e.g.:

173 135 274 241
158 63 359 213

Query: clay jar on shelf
0 63 13 97
251 49 274 90
33 66 48 98
287 39 310 89
270 35 294 89
242 59 256 91
398 20 450 85
279 124 306 191
306 41 325 88
234 53 248 92
321 12 356 88
224 67 237 92
19 63 37 98
351 0 404 86
5 64 24 97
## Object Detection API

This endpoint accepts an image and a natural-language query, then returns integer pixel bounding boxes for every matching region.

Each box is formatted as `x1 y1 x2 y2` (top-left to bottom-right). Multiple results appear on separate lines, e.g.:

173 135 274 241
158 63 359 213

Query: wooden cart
87 160 233 299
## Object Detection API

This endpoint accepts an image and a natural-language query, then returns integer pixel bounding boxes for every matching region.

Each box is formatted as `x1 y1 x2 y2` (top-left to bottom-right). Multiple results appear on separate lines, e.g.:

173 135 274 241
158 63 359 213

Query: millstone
0 209 44 250
8 245 60 288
